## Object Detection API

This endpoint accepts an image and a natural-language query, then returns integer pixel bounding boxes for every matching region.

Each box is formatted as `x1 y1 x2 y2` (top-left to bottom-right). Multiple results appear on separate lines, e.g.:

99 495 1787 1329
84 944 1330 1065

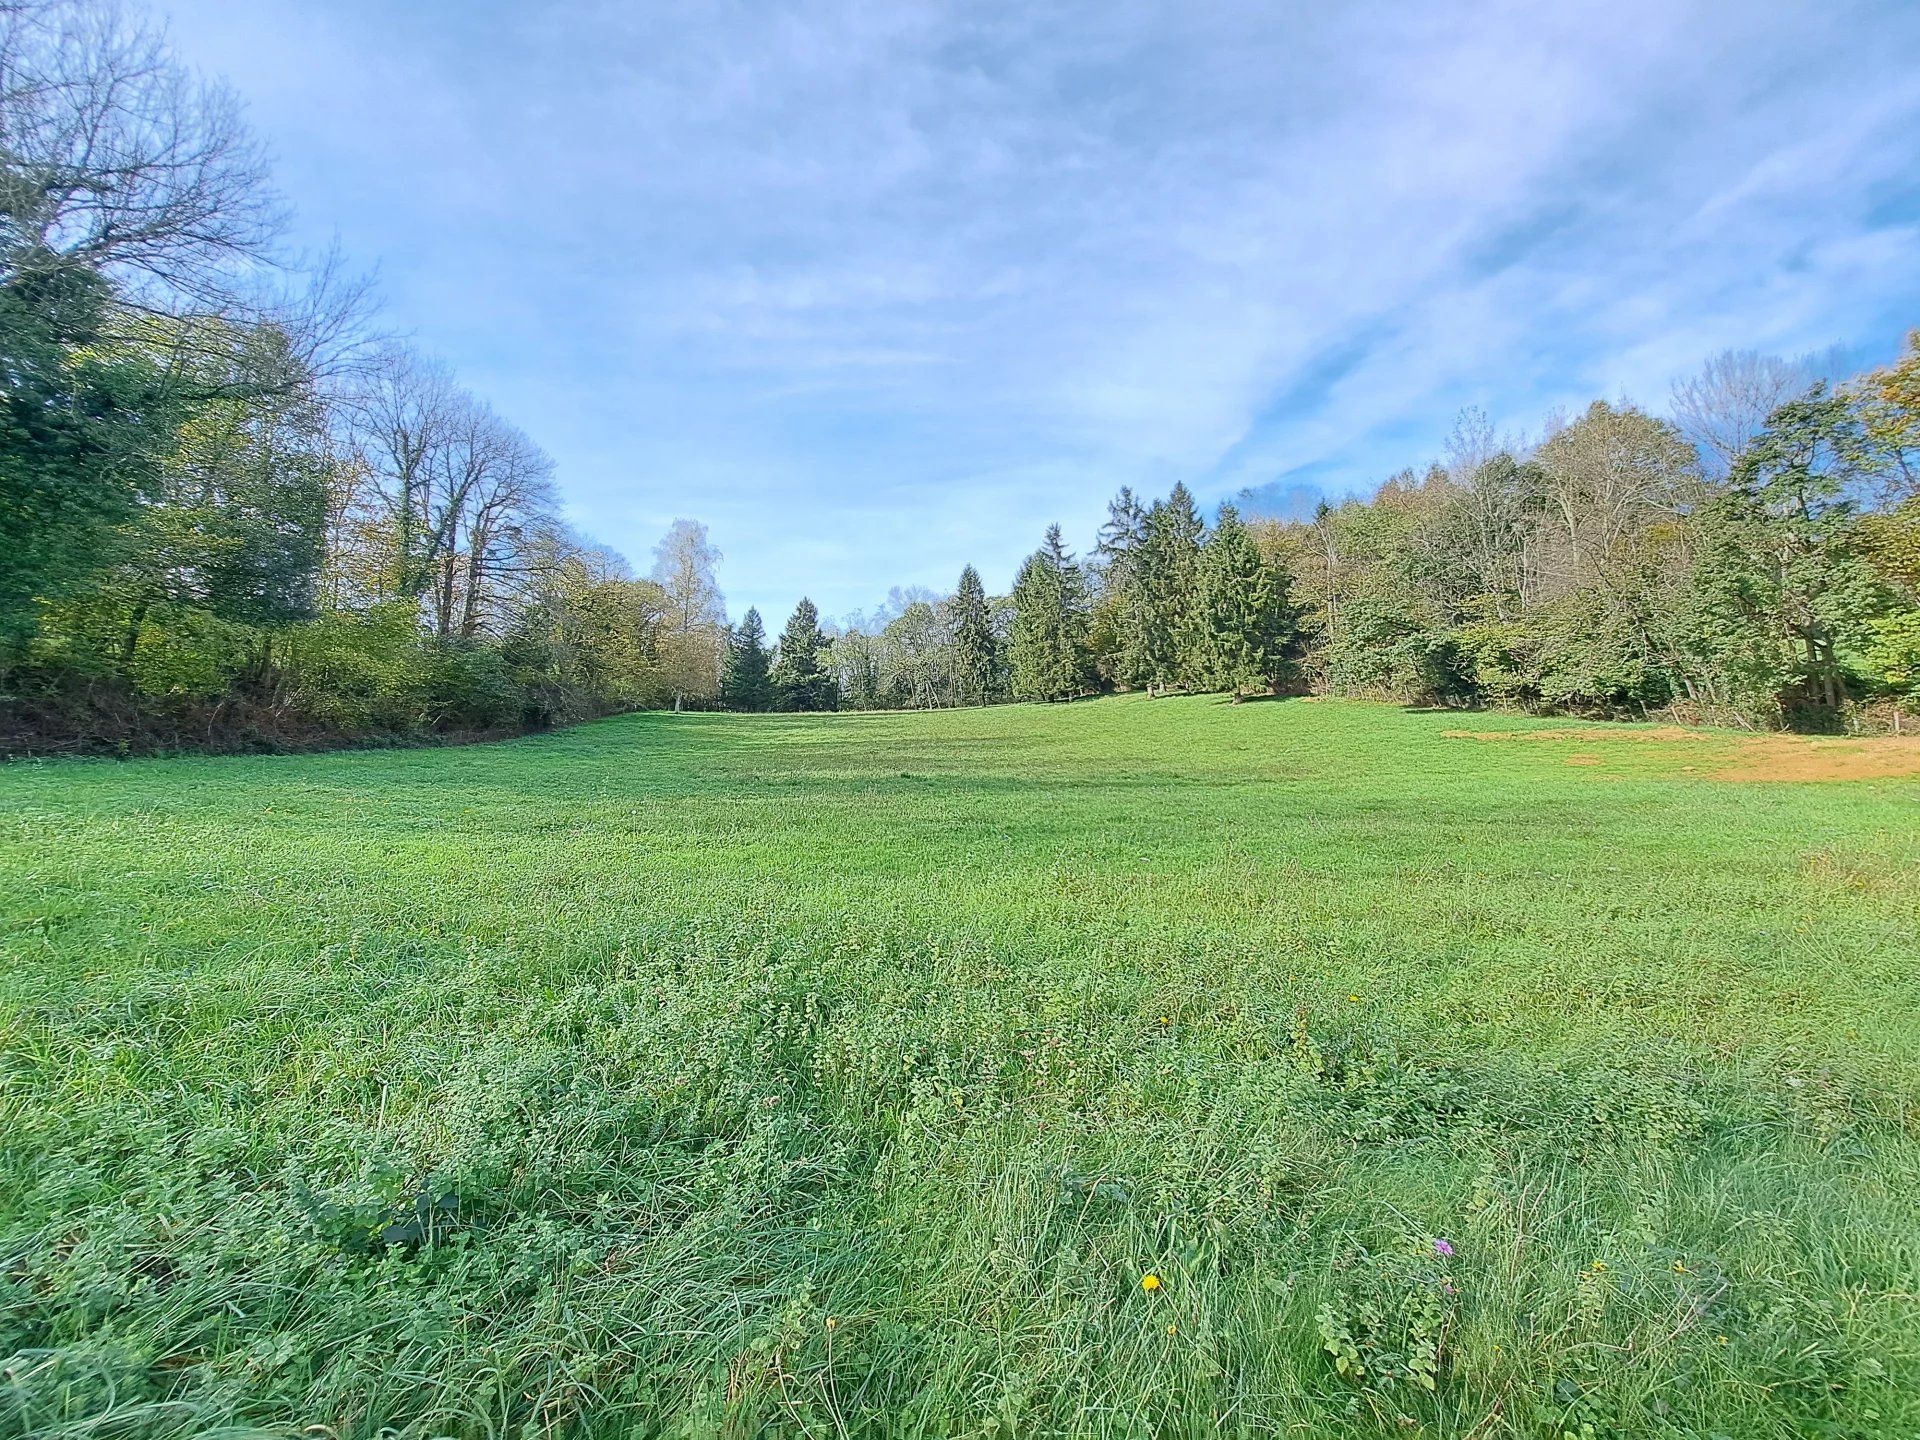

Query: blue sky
159 0 1920 625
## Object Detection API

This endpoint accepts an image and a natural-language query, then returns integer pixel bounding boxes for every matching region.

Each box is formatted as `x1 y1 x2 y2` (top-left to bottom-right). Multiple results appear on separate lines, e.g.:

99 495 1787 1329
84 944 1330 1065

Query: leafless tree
427 403 556 639
1531 400 1701 603
1669 349 1826 479
269 241 383 383
347 344 463 600
2 1 379 401
650 519 726 701
1452 455 1543 621
0 0 281 303
341 344 562 636
1442 406 1499 487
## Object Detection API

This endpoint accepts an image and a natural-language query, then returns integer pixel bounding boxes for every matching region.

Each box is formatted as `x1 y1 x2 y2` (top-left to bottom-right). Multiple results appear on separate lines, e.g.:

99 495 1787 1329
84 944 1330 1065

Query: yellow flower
824 1316 838 1331
1672 1260 1688 1273
1591 1261 1607 1272
1141 1272 1162 1292
1167 1323 1179 1334
1158 1015 1171 1026
1348 993 1360 1002
1716 1335 1728 1345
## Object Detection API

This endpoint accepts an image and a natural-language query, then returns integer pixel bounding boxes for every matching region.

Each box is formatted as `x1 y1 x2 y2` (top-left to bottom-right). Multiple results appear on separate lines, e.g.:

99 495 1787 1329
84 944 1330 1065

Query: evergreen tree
1125 483 1206 693
1095 487 1149 575
1113 499 1162 689
1044 523 1091 631
720 606 775 710
1009 525 1093 700
1008 552 1058 701
947 564 1002 705
1092 488 1148 689
772 597 839 711
1193 504 1294 699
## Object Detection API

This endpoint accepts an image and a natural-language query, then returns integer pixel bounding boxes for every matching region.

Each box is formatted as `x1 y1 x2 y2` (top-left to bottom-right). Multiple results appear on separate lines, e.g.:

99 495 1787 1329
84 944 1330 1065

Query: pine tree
947 564 1002 705
1096 488 1152 690
1043 523 1091 628
772 597 839 711
720 606 775 711
1095 487 1149 573
1193 504 1294 699
1009 525 1093 700
1128 483 1206 693
1008 552 1058 701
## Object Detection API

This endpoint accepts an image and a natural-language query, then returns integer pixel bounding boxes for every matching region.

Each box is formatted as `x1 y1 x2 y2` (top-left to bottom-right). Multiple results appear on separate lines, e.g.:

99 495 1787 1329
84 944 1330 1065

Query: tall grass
2 697 1916 1437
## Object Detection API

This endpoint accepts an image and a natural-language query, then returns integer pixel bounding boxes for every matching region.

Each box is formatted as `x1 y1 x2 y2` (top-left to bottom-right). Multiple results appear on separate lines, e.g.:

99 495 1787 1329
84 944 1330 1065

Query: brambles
1316 1242 1455 1395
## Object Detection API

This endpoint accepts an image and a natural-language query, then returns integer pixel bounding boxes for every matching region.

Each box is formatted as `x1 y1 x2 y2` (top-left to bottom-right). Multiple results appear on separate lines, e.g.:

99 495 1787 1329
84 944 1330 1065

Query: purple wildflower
1433 1238 1454 1258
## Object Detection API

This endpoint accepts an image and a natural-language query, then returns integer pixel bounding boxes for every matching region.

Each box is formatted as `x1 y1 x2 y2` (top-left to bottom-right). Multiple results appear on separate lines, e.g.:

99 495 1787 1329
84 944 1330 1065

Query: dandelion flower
1167 1323 1179 1334
1141 1272 1163 1292
1348 993 1360 1002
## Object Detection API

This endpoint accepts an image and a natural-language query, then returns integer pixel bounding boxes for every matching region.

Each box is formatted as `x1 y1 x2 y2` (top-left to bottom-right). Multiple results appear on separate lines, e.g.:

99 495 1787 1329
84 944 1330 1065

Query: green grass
2 696 1918 1438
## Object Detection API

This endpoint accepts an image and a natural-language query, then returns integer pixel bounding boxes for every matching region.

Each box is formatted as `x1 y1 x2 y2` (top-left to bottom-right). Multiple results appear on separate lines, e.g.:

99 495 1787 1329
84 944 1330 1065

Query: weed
2 696 1917 1436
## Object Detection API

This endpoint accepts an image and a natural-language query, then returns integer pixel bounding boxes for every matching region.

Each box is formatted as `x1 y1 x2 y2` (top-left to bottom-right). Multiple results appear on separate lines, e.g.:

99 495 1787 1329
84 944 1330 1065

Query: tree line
719 339 1920 733
1252 353 1919 730
1 0 733 751
716 491 1300 715
6 0 1918 750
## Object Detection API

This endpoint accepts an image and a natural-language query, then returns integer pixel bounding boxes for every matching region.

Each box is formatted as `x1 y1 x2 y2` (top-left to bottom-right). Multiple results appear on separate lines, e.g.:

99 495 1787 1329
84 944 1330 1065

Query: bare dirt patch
1714 736 1920 783
1443 726 1700 743
1444 725 1920 782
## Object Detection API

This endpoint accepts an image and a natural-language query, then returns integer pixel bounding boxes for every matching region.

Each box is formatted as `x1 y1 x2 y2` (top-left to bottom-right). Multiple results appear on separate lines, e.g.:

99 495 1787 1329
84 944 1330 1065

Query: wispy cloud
162 0 1920 618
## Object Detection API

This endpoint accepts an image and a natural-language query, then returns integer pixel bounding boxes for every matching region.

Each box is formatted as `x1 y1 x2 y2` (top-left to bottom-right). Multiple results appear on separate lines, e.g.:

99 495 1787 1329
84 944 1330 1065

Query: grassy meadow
2 696 1918 1438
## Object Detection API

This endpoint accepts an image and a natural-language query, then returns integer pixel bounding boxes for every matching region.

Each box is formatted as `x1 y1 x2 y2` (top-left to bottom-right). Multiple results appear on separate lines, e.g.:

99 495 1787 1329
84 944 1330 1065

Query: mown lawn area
2 697 1917 1437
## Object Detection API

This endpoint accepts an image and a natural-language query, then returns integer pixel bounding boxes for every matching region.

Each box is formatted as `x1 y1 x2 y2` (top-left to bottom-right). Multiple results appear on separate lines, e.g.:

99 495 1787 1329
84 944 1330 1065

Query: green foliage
1254 382 1920 729
287 603 436 731
1008 525 1093 700
722 606 776 711
1190 504 1295 697
0 42 668 749
1117 483 1206 691
288 608 530 734
136 323 331 631
508 571 673 722
1320 594 1468 701
1687 389 1894 723
773 597 838 711
1862 610 1920 699
1316 1242 1454 1395
3 697 1917 1436
0 263 177 650
948 565 1002 705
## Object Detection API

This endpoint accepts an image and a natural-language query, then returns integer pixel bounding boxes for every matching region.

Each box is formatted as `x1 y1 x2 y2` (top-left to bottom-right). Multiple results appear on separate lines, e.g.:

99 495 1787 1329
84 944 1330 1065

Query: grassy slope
2 697 1917 1438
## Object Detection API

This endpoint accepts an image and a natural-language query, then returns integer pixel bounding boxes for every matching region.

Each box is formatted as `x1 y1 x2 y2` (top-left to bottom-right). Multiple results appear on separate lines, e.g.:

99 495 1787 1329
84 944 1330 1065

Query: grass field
3 697 1918 1438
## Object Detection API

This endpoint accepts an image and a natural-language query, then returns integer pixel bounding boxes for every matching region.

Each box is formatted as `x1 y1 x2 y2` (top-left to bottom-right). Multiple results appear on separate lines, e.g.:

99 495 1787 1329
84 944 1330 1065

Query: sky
157 0 1920 626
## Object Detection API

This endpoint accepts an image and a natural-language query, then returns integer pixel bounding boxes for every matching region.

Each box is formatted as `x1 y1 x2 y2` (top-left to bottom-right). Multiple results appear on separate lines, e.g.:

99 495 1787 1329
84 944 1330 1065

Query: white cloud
160 0 1920 618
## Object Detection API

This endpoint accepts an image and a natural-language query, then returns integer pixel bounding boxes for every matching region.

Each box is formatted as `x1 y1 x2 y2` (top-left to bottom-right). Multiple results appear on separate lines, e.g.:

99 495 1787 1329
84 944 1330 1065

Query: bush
1861 609 1920 702
287 604 433 733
